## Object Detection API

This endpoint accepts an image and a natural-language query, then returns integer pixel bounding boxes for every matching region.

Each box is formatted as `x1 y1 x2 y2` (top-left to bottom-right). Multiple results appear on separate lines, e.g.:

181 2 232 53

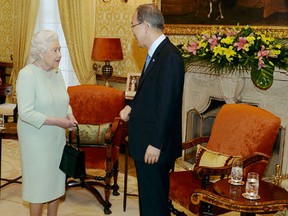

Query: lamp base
102 61 113 87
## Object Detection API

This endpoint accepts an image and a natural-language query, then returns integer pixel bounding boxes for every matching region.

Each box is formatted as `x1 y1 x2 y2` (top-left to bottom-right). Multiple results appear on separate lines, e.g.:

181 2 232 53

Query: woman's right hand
60 118 77 129
44 116 77 129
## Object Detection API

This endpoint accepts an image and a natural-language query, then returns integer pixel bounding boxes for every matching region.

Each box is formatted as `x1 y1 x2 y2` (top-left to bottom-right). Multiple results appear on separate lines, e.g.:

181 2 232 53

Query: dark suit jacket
128 37 184 163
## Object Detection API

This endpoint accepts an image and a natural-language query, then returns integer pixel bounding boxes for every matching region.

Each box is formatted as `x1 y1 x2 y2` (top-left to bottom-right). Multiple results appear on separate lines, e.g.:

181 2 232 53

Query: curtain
58 0 96 84
10 0 40 102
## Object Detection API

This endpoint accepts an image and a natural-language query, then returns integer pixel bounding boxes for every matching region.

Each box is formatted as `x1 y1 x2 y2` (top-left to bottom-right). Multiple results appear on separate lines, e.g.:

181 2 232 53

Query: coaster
228 179 245 186
242 193 260 200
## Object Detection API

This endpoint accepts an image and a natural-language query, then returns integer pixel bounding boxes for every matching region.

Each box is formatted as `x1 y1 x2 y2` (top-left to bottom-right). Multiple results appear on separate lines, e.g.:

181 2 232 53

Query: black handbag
59 124 86 178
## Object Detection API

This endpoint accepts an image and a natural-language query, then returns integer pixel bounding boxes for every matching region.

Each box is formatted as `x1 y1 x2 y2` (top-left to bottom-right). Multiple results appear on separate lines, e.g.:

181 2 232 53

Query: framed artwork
153 0 288 37
125 73 141 100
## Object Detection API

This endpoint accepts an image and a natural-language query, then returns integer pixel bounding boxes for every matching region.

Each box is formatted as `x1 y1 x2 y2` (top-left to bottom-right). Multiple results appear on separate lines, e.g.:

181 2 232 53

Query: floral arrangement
178 26 288 89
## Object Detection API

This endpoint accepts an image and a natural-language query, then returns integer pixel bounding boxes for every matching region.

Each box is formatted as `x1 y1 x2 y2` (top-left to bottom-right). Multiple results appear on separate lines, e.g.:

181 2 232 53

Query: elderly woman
16 30 77 216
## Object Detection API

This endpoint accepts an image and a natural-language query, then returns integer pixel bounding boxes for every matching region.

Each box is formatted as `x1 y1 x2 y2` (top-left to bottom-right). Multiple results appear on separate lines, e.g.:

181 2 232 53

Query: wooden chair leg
112 160 120 196
104 143 113 211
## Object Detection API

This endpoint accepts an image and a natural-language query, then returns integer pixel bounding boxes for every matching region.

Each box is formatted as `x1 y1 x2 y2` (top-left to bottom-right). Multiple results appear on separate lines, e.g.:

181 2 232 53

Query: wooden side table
191 178 288 216
0 122 21 189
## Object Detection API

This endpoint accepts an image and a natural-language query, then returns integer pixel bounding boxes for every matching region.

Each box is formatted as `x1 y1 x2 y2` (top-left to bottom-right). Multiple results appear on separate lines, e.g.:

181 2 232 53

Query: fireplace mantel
182 66 288 173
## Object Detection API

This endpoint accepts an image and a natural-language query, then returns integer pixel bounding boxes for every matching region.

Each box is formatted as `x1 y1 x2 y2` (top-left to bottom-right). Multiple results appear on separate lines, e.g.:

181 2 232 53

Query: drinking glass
230 160 243 185
0 114 4 129
245 172 259 199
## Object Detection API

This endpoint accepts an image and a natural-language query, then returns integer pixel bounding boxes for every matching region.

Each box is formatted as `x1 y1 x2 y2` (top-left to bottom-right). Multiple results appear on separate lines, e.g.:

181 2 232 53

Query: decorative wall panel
95 0 150 77
0 0 13 63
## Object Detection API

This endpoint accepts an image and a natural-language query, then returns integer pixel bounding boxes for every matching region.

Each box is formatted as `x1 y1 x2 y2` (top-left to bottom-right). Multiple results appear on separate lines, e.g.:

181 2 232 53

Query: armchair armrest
242 152 269 168
182 136 209 150
192 152 270 180
105 117 122 144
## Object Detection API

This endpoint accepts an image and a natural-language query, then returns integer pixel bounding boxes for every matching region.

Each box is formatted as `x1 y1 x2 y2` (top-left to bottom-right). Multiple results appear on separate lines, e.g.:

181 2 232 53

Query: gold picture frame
125 73 141 100
153 0 288 37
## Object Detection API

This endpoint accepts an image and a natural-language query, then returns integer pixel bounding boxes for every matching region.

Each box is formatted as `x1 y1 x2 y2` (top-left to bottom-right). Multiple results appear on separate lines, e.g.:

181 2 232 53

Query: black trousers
134 160 172 216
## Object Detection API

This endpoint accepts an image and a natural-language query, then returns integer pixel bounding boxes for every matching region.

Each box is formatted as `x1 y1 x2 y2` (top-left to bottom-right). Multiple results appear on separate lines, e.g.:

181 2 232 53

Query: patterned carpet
1 139 280 216
0 139 193 216
0 139 140 215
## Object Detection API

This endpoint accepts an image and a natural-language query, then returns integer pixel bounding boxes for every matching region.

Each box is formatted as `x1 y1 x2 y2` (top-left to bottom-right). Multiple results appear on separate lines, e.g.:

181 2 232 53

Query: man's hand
144 145 161 164
119 105 131 122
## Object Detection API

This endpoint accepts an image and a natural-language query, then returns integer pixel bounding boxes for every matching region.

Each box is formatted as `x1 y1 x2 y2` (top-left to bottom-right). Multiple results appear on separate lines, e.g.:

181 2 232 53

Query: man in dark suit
120 4 184 216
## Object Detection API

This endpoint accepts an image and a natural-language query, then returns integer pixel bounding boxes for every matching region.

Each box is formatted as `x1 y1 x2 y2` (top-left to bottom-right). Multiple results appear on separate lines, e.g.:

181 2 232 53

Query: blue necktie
144 54 151 72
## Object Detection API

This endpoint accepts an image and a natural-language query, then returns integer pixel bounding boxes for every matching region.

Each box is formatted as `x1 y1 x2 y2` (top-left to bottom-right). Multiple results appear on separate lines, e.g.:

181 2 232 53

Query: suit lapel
138 38 170 89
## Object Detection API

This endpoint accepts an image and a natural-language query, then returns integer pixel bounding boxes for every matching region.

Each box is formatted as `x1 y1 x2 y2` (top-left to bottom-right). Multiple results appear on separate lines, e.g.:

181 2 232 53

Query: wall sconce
91 38 124 87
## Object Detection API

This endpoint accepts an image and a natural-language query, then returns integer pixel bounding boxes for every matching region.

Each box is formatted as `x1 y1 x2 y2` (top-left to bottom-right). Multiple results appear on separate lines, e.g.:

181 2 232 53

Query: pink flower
186 41 199 55
258 45 270 58
258 57 266 69
257 46 271 69
234 37 247 51
208 35 221 50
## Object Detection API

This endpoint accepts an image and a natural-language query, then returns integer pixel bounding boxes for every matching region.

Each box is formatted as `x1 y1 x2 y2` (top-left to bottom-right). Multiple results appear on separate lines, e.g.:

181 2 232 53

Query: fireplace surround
182 66 288 176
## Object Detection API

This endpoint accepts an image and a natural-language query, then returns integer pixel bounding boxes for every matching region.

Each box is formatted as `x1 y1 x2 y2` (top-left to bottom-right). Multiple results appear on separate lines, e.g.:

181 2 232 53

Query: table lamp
91 38 123 86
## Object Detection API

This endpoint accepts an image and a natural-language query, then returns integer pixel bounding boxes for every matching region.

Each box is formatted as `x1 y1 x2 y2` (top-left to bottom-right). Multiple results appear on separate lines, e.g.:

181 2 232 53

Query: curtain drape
58 0 96 84
10 0 39 102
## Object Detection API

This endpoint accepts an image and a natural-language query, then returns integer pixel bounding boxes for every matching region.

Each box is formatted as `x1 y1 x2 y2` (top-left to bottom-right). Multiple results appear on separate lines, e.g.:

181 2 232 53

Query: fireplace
182 66 288 176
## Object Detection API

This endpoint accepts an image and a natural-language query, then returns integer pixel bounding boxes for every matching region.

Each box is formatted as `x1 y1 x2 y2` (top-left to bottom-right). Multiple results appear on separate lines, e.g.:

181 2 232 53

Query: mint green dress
16 64 72 203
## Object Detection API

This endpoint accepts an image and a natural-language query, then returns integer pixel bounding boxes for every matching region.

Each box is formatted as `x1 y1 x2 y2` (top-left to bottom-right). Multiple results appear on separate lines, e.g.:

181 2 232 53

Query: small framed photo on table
125 73 141 100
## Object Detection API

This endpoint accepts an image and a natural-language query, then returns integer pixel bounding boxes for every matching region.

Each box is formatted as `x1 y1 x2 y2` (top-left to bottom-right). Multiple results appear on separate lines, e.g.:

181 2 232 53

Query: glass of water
245 172 260 199
230 160 243 185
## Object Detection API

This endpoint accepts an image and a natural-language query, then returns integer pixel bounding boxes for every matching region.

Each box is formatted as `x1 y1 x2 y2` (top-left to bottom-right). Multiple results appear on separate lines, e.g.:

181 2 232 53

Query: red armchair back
207 103 280 177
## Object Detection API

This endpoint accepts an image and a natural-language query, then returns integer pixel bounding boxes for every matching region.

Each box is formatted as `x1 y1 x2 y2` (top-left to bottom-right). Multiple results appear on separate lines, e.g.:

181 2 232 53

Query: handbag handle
68 124 81 151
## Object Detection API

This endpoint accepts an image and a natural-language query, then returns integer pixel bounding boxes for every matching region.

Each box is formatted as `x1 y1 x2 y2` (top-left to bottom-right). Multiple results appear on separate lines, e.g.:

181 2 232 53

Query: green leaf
251 65 274 90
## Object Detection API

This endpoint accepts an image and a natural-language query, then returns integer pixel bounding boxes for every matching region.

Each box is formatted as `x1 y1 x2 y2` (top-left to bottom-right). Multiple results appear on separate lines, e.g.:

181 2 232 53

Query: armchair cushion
170 171 201 213
78 123 111 145
194 145 241 181
195 145 241 168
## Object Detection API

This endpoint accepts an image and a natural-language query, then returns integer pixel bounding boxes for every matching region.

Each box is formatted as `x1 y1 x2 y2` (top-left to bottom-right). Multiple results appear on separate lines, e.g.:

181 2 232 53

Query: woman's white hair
30 30 59 61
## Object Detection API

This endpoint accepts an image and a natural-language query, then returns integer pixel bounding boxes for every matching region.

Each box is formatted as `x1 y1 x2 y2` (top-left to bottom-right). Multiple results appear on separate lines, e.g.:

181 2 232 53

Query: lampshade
91 38 123 61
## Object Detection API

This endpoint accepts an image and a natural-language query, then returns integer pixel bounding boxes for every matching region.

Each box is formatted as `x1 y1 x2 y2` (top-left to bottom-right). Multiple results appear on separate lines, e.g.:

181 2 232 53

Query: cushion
79 123 111 144
193 145 241 181
68 123 111 145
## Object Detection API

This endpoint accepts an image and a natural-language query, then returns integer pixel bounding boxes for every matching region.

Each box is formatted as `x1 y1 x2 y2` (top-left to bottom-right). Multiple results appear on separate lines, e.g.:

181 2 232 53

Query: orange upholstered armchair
169 104 281 215
67 84 124 215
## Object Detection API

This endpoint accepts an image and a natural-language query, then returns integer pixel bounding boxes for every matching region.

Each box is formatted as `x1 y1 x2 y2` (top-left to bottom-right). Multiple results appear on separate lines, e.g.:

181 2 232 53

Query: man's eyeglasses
131 22 143 29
